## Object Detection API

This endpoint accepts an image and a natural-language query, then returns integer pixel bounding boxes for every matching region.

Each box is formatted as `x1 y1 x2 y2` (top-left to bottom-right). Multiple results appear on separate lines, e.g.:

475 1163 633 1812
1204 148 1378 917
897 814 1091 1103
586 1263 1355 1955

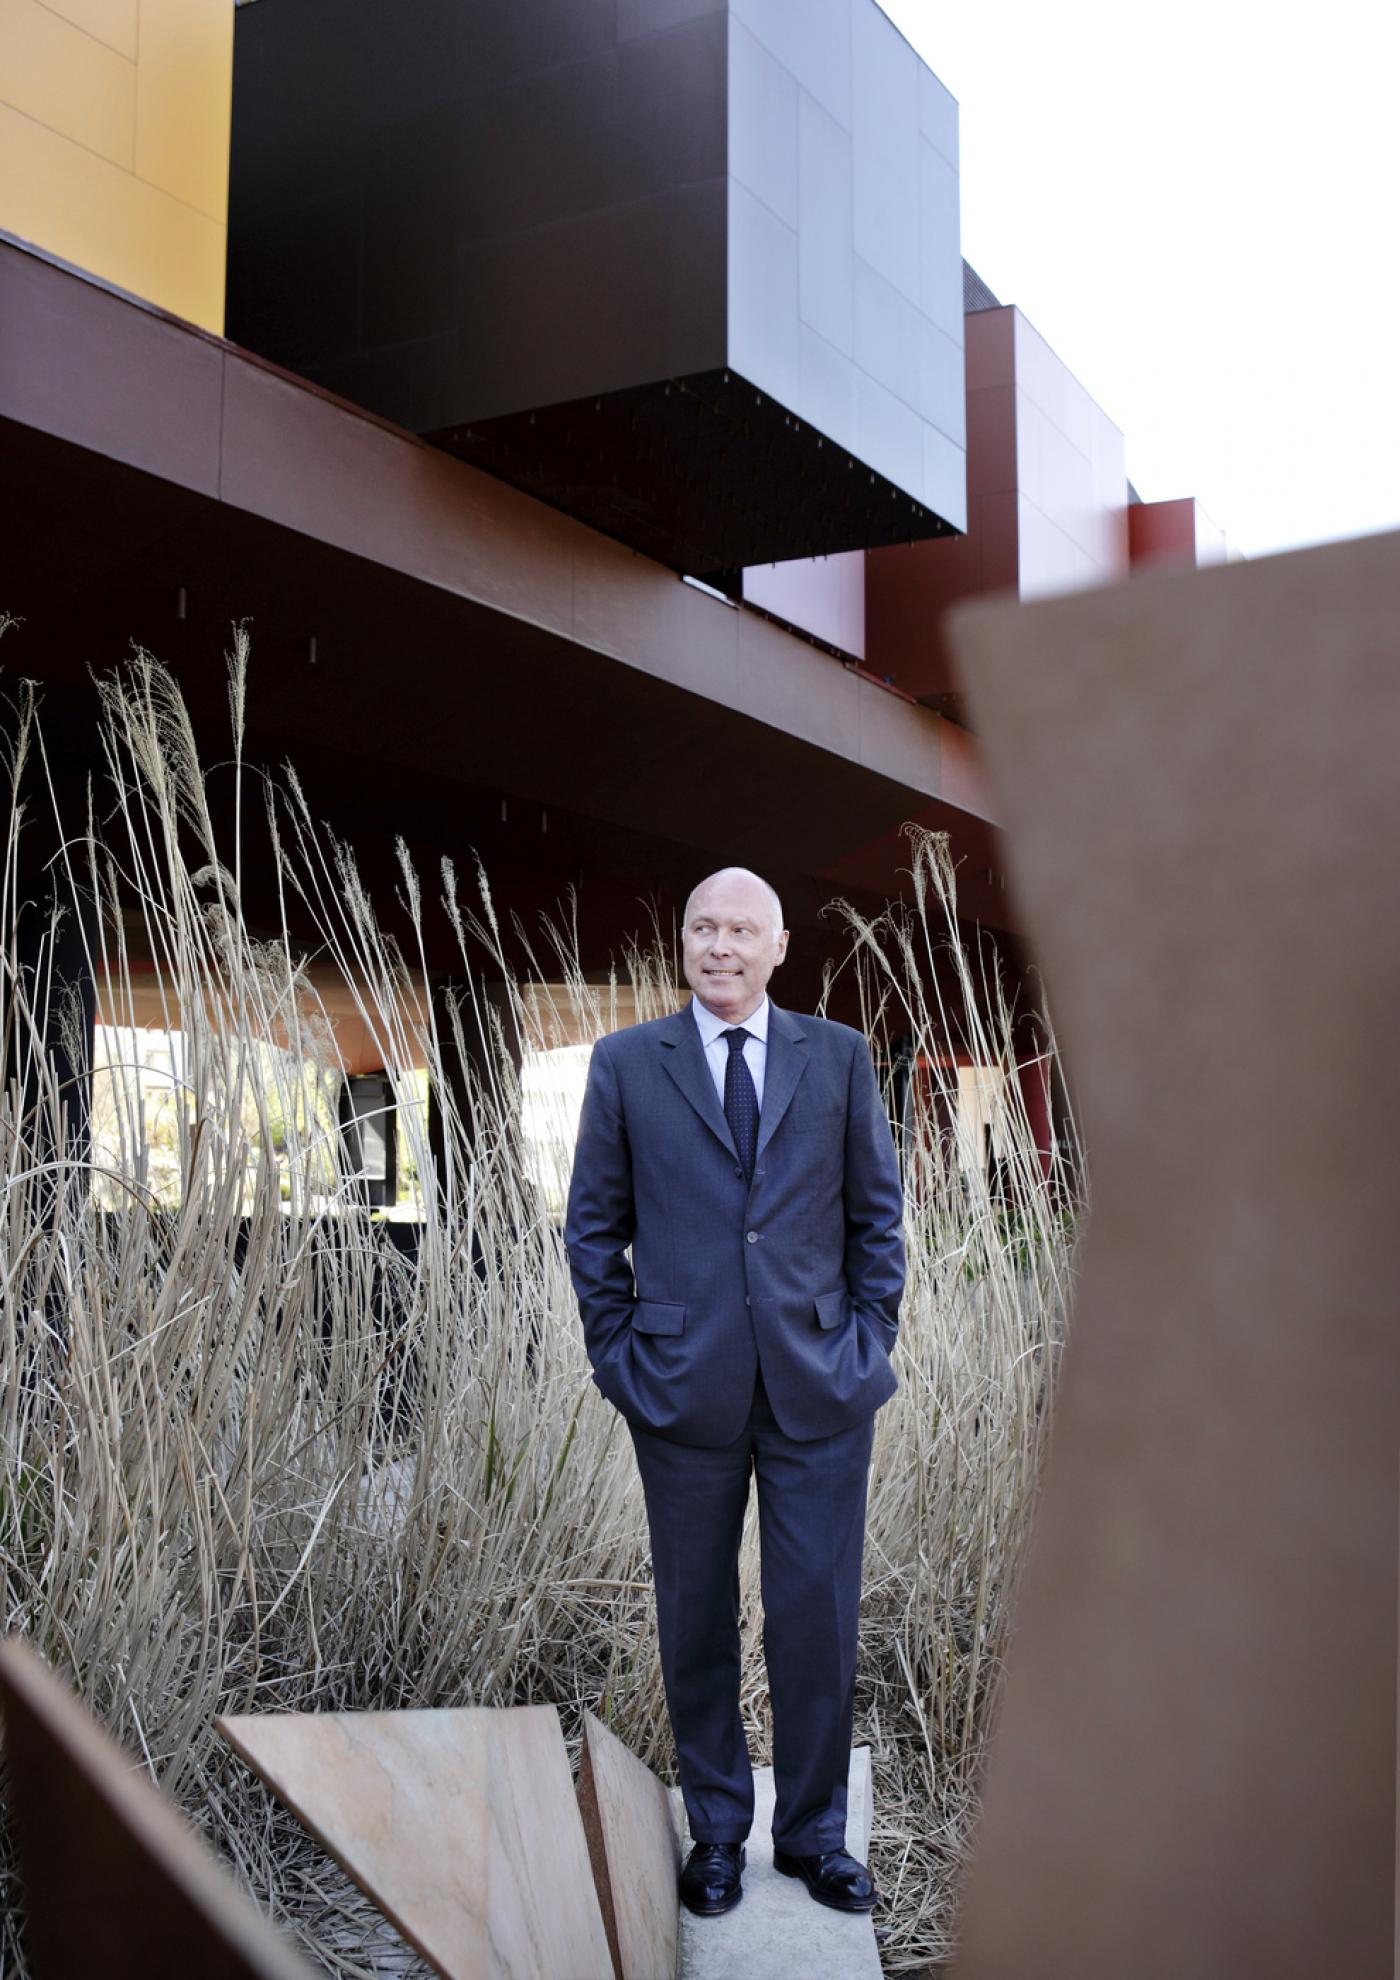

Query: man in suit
565 867 904 1916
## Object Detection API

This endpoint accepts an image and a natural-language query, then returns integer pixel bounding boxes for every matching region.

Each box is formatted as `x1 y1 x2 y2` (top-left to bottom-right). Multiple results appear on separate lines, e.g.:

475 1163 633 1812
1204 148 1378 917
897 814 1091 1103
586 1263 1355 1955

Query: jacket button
746 1230 759 1244
734 1165 743 1178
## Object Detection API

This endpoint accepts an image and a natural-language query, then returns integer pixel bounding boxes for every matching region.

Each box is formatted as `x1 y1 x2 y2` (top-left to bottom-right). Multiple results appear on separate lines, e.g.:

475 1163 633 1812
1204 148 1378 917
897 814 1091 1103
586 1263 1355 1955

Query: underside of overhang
0 242 1015 1014
2 425 1008 973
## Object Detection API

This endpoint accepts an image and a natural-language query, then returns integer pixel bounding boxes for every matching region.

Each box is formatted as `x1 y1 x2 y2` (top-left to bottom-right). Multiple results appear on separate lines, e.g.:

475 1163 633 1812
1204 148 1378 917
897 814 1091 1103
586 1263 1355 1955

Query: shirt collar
691 994 770 1049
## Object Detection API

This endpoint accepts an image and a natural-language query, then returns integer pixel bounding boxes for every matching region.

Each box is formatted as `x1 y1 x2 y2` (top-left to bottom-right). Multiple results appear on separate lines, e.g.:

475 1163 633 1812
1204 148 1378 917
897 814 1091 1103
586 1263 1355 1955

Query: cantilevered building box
227 0 966 577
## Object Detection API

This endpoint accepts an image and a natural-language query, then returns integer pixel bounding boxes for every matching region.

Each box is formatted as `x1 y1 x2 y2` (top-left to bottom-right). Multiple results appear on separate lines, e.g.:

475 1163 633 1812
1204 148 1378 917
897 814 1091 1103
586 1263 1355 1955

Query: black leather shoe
679 1840 746 1916
773 1847 877 1912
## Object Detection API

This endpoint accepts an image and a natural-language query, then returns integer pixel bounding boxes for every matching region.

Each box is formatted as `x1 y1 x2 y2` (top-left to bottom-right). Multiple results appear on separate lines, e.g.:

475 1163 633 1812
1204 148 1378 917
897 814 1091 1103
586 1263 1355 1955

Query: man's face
682 873 789 1023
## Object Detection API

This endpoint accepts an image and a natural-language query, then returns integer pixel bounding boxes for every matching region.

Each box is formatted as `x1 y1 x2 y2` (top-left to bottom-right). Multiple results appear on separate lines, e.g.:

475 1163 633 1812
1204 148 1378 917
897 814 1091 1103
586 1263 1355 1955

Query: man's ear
774 931 790 966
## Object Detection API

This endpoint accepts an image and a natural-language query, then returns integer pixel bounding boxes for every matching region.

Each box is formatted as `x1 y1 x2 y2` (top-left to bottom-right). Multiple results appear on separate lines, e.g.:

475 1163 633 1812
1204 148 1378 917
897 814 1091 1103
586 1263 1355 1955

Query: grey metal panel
731 0 965 532
730 0 852 129
855 257 963 443
729 17 798 229
917 62 959 165
907 310 966 448
740 0 970 526
855 366 923 498
925 421 968 531
851 1 921 305
854 256 905 408
797 322 856 445
727 179 800 411
796 91 854 356
919 138 964 345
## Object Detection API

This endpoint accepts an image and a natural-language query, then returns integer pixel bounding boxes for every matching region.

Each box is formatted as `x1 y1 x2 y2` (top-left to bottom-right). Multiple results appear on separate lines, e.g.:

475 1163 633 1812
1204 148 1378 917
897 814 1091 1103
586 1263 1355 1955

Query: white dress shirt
691 994 770 1110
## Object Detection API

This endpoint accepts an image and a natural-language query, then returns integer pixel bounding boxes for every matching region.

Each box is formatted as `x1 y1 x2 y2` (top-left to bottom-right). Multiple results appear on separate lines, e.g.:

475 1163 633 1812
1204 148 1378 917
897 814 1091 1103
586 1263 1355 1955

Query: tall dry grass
0 636 1077 1975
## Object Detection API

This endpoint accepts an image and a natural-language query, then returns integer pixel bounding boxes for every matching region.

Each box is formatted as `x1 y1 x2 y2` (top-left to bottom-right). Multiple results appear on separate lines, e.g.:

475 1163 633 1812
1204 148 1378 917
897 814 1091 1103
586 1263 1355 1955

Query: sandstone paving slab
217 1703 614 1980
576 1710 681 1980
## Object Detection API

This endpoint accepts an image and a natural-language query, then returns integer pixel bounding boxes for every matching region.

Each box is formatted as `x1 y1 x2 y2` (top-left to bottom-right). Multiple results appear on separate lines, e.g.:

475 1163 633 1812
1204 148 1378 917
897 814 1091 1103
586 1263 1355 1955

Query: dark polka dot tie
723 1028 759 1180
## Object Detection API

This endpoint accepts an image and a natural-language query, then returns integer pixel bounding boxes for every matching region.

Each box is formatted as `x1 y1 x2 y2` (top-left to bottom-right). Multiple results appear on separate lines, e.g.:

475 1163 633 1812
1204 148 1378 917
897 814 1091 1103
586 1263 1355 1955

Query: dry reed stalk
0 637 1076 1975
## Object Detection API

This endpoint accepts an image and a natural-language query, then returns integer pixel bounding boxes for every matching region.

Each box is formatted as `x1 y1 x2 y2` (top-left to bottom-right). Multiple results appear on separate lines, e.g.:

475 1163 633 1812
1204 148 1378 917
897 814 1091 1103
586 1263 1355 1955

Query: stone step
672 1749 881 1980
579 1710 681 1980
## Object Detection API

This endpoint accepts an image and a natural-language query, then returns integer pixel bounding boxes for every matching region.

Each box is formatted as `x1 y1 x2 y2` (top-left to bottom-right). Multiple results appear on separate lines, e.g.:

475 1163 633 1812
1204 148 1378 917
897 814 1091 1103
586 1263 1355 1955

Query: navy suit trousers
630 1367 875 1854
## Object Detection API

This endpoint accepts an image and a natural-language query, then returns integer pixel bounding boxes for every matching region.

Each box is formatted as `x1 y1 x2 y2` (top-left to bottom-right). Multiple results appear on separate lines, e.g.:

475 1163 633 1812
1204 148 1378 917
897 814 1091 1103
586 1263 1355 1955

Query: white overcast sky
878 0 1400 558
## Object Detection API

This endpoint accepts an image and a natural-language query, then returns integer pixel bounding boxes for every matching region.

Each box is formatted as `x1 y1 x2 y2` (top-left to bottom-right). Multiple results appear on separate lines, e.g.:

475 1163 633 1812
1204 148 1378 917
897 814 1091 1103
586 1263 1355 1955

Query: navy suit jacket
564 1000 905 1445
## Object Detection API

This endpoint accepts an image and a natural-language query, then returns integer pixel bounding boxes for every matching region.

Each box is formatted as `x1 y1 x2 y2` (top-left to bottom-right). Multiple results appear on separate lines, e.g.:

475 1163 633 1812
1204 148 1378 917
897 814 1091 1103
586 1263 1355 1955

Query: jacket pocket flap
633 1300 686 1336
814 1289 848 1330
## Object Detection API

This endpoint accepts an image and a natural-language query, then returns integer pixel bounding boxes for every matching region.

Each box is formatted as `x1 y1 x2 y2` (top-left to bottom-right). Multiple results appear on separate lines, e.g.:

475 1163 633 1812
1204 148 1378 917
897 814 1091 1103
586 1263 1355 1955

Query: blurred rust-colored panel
947 530 1400 1980
0 1637 314 1979
866 308 1021 701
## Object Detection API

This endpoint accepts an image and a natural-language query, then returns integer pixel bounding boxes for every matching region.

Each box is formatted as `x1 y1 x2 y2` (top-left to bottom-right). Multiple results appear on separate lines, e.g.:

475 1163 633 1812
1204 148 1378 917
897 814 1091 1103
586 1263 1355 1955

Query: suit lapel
756 1003 809 1158
658 1005 738 1160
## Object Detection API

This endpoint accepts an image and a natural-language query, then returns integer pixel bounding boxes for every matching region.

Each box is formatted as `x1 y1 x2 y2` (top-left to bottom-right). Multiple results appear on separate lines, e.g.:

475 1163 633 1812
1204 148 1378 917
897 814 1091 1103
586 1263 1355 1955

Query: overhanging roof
0 233 1008 946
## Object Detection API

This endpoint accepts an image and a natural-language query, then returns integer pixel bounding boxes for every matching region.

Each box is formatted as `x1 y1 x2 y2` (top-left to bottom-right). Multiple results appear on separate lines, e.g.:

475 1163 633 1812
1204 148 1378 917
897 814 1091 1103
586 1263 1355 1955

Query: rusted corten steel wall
0 235 1011 1008
866 305 1130 708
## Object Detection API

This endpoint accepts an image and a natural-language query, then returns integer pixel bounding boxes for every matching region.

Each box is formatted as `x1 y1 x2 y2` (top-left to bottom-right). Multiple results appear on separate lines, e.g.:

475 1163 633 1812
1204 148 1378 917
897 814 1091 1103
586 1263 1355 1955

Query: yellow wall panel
0 0 135 167
0 100 225 332
40 0 139 61
134 0 233 223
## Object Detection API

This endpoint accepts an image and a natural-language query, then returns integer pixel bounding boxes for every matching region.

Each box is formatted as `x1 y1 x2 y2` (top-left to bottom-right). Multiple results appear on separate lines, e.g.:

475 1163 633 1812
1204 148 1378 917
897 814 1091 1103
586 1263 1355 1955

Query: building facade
0 0 1224 1183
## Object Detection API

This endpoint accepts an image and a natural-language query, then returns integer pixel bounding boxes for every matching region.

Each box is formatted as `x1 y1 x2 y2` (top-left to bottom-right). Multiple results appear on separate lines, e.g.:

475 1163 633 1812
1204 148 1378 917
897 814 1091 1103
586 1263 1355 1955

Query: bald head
682 868 790 1022
683 867 784 937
